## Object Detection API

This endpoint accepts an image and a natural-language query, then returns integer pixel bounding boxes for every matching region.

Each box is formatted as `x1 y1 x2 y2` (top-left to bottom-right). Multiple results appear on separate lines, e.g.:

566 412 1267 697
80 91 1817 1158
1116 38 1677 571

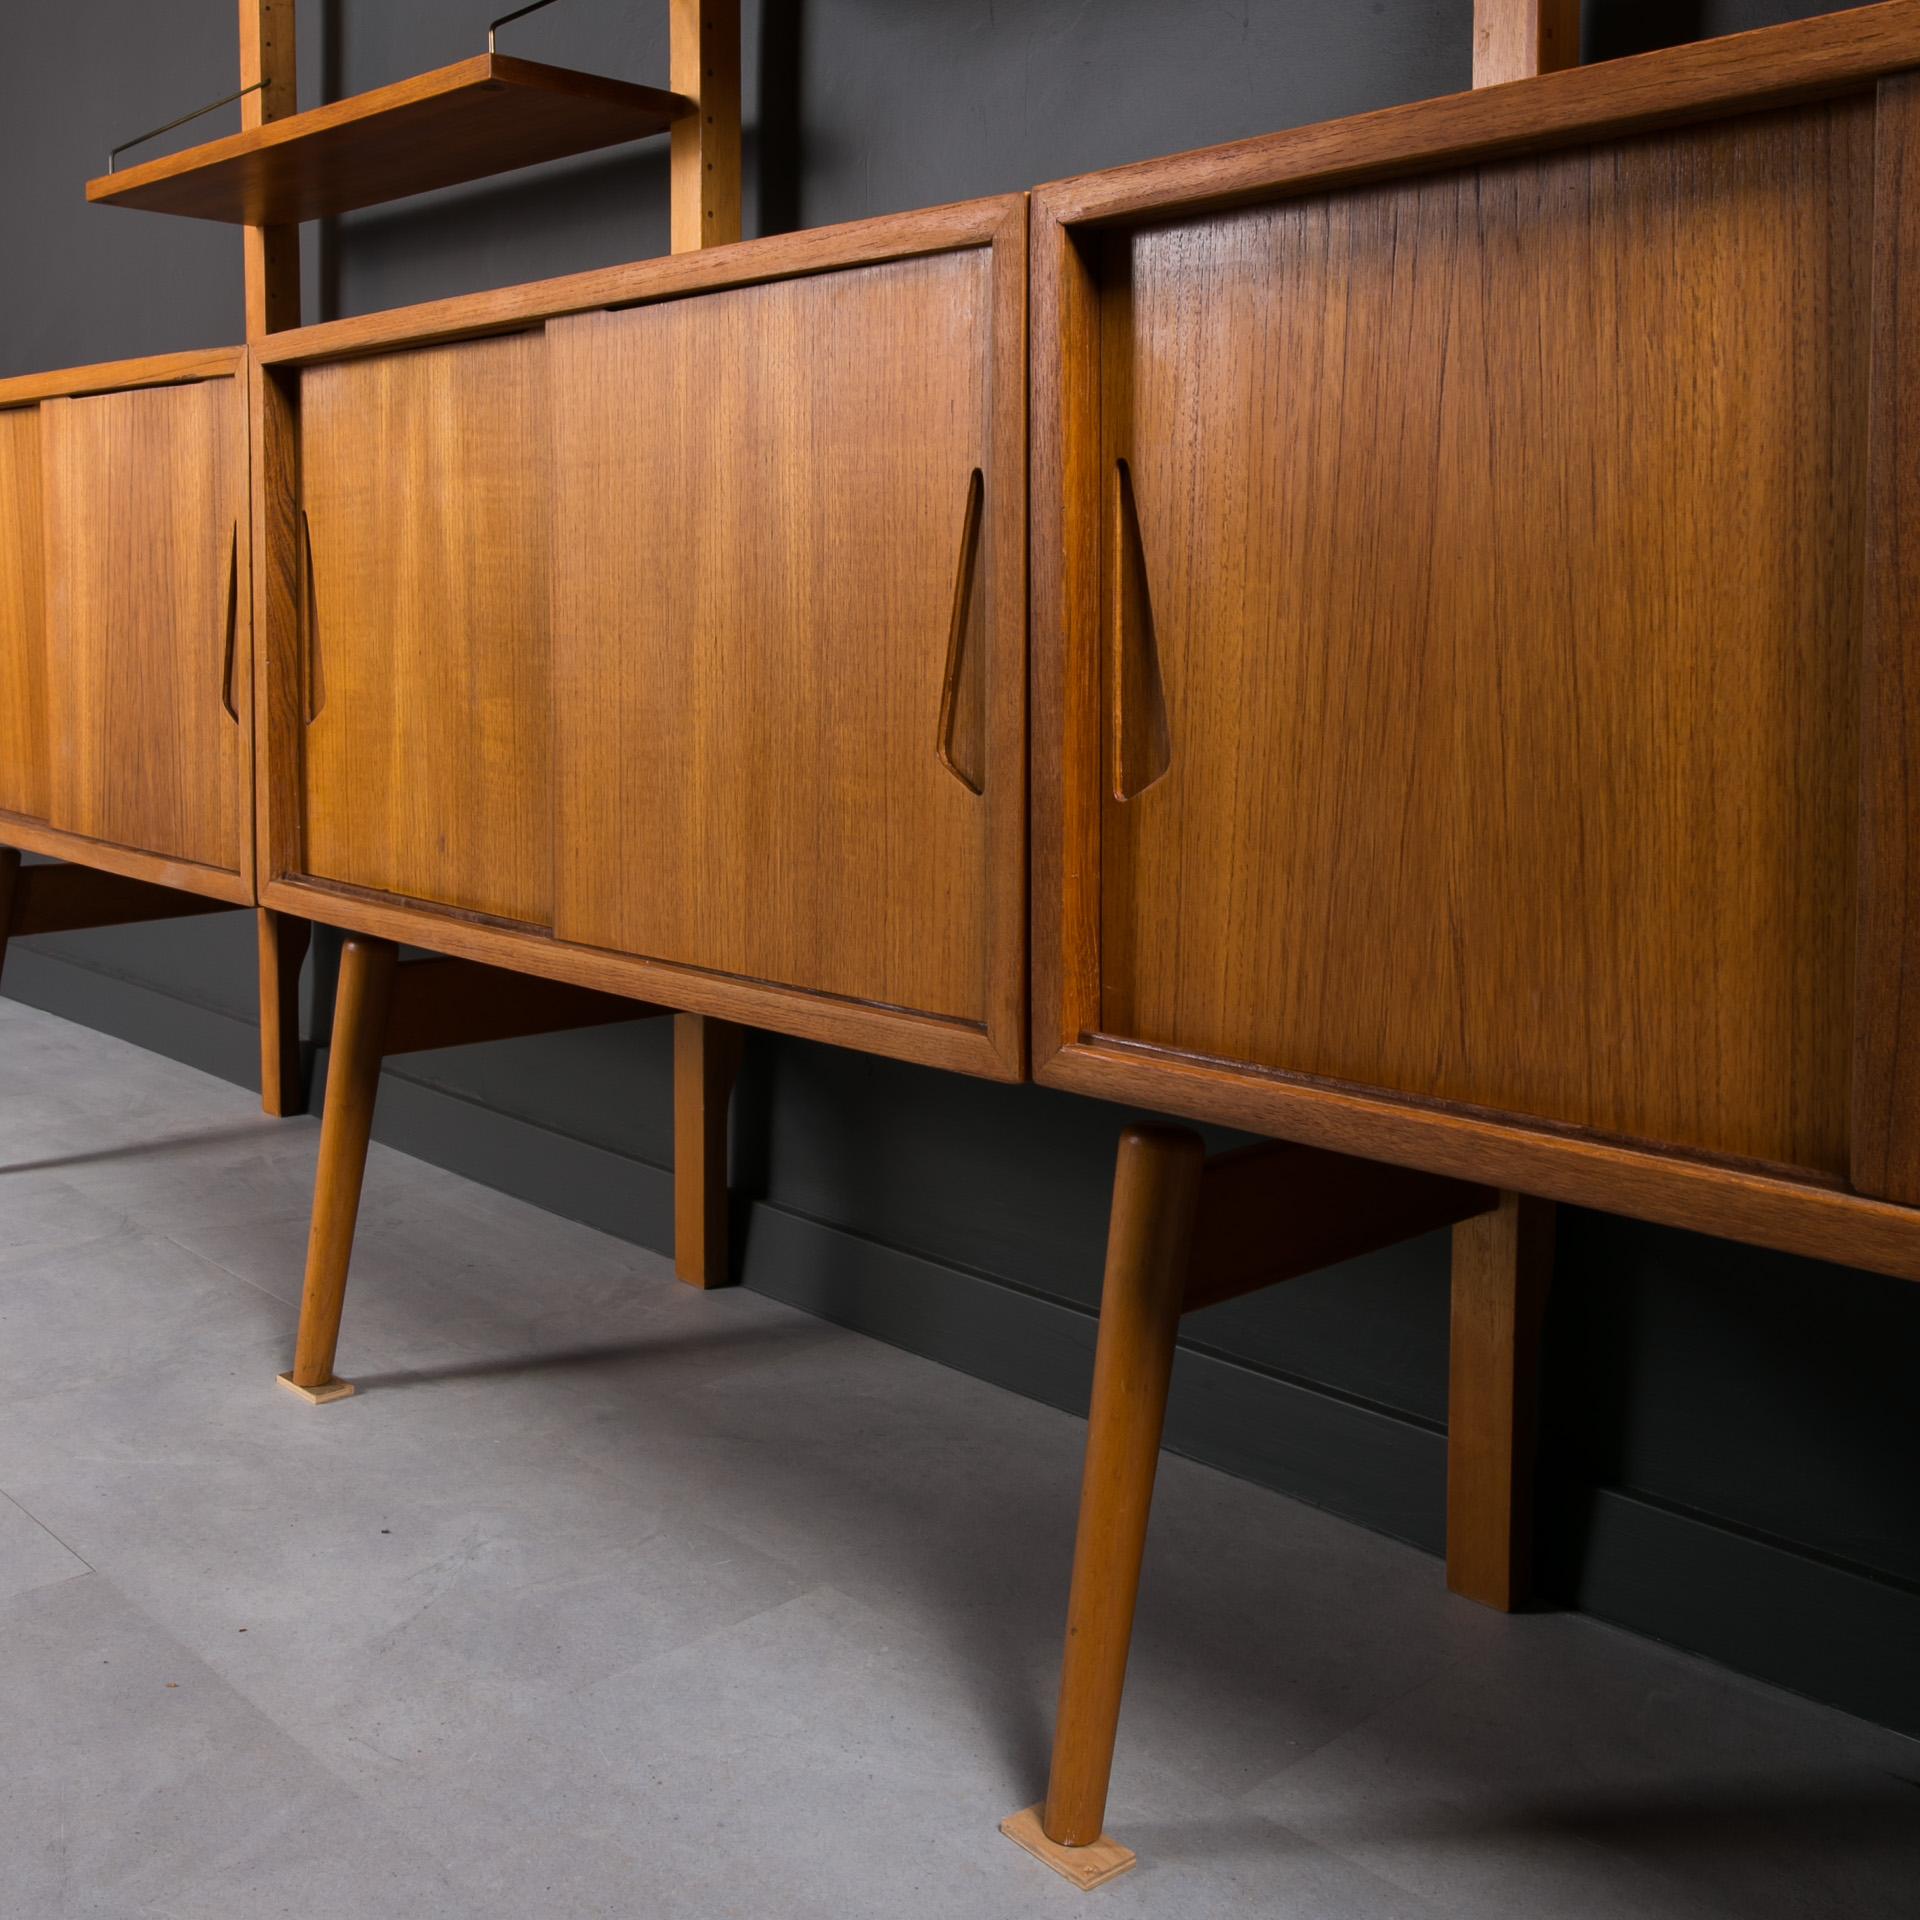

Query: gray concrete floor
1 996 1915 1919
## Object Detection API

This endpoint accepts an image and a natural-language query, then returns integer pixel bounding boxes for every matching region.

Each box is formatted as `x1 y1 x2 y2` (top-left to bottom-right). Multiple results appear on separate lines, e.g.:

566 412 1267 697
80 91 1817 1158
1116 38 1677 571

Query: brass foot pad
999 1806 1136 1890
276 1371 356 1405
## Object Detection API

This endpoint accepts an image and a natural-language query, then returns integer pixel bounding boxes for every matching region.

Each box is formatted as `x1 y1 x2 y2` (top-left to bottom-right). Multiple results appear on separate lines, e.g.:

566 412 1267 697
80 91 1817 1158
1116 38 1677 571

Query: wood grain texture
1183 1143 1494 1315
239 0 300 337
1442 7 1570 1635
1035 0 1920 228
0 815 251 902
39 378 247 872
1000 1806 1136 1891
549 249 1004 1025
7 865 227 937
1095 101 1870 1179
1474 0 1582 88
257 906 310 1117
88 54 684 227
671 0 741 251
0 406 48 823
263 871 1011 1075
1448 1193 1556 1609
1029 210 1105 1072
1043 1037 1920 1282
288 933 397 1392
242 3 302 1118
268 199 1023 1074
251 198 1018 367
298 333 552 925
1043 1125 1204 1850
674 1013 744 1287
0 350 244 409
1855 73 1920 1205
381 957 659 1056
250 359 303 892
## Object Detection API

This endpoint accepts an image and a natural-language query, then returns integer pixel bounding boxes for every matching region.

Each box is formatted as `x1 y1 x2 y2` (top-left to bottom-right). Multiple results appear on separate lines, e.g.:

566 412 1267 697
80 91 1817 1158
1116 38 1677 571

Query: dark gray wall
6 0 1915 1739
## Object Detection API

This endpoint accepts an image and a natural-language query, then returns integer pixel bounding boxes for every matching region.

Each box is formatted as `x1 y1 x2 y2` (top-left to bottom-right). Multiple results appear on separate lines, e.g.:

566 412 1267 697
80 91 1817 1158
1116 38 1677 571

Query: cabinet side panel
1099 99 1872 1177
551 250 995 1022
298 335 553 927
0 407 49 825
1854 73 1920 1203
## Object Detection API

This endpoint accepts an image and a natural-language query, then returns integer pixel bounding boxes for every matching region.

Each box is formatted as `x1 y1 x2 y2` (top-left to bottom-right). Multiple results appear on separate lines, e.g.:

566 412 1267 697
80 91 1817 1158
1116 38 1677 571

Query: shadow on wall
303 0 814 313
317 0 344 321
1585 1 1708 59
760 0 805 235
1585 1 1870 62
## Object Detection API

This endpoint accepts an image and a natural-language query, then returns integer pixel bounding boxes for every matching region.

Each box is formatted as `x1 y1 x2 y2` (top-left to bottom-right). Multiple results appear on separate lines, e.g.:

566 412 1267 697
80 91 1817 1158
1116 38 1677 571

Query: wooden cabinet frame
22 0 1920 1900
252 195 1030 1081
1011 6 1920 1888
1031 16 1920 1285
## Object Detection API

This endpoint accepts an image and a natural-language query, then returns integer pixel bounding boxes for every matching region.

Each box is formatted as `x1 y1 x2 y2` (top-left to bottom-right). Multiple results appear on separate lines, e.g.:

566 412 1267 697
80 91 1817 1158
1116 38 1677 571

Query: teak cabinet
1012 16 1920 1882
0 353 252 900
256 198 1027 1079
1033 45 1920 1282
32 0 1920 1895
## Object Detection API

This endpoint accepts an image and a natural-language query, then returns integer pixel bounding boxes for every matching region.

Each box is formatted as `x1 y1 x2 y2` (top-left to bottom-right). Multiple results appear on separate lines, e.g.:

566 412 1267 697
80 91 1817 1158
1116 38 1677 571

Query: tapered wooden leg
278 934 397 1404
0 847 18 985
1446 1191 1556 1609
1003 1125 1205 1889
256 908 312 1118
673 1012 743 1288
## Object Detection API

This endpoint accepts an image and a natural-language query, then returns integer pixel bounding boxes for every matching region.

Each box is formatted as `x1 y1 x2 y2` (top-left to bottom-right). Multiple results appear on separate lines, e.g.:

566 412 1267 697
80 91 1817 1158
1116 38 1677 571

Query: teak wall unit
36 0 1920 1899
1014 0 1920 1886
62 0 761 1326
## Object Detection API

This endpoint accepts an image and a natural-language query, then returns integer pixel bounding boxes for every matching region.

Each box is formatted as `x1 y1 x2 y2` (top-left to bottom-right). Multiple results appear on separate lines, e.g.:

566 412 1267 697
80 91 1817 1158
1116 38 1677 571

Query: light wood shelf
87 53 687 226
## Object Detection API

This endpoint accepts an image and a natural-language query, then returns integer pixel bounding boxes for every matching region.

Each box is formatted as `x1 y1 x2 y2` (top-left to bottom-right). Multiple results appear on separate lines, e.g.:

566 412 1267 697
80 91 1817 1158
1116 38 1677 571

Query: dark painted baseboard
6 945 1917 1742
3 943 269 1093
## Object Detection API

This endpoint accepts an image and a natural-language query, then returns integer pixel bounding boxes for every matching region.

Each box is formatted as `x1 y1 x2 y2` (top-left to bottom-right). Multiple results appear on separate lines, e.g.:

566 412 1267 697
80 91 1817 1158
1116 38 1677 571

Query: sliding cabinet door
298 332 552 925
1088 101 1869 1179
549 243 1020 1052
0 405 48 824
39 380 244 871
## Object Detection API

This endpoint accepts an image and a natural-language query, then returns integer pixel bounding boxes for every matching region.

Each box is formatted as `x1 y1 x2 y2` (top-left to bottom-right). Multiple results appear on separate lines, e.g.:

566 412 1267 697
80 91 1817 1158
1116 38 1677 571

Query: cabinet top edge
1032 0 1918 231
253 193 1027 370
0 347 245 411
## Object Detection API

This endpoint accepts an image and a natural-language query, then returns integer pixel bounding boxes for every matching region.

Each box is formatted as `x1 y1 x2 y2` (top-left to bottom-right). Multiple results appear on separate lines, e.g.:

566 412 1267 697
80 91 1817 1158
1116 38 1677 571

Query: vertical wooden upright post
670 0 743 252
241 1 310 1116
238 1 300 335
674 1013 744 1288
1447 1193 1556 1608
668 3 745 1285
0 846 19 985
257 910 311 1119
1472 0 1580 87
1440 0 1578 1615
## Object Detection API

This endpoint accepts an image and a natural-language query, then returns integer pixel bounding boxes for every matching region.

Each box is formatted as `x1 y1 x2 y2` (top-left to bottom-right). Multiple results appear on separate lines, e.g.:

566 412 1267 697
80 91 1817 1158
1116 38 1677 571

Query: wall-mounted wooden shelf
86 54 687 226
